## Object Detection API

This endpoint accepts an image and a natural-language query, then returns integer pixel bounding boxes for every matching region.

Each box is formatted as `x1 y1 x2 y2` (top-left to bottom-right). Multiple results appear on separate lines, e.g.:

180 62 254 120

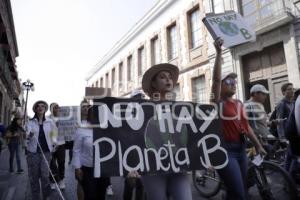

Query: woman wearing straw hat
26 100 58 200
140 63 192 200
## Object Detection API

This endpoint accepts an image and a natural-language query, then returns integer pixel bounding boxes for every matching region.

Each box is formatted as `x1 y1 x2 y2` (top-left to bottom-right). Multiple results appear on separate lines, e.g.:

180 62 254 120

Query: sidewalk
0 144 79 200
0 145 29 200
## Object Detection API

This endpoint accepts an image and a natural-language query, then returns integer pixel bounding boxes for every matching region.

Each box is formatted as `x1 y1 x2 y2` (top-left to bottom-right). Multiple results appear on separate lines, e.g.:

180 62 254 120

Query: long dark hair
7 117 24 133
31 113 46 122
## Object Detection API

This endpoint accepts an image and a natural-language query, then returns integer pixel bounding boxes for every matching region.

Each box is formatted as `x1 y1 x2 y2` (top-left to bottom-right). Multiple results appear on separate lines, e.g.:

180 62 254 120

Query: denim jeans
8 142 22 171
142 173 192 200
217 142 248 200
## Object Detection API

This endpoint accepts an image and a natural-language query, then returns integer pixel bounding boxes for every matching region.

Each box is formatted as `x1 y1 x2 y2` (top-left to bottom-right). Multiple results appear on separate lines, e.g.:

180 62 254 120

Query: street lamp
22 79 34 123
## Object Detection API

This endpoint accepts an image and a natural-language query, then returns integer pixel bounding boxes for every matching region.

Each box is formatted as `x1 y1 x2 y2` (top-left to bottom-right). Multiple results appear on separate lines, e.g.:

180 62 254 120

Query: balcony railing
0 47 20 98
242 0 294 34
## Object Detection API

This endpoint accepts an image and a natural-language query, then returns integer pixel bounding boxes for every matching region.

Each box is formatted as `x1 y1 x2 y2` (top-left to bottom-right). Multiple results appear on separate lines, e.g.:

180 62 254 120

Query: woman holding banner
210 38 266 200
73 99 110 200
139 63 193 200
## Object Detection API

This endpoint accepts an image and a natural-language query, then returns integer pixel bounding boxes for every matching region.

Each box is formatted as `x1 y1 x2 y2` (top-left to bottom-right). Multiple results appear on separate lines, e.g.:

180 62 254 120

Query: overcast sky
11 0 156 116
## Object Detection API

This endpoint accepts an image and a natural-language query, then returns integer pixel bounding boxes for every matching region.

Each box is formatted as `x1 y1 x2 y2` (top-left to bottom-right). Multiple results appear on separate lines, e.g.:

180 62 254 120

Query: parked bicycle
193 146 297 200
260 135 288 166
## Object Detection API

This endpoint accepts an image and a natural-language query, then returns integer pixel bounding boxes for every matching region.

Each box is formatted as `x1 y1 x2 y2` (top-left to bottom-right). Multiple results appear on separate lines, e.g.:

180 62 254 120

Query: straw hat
32 100 48 112
142 63 179 95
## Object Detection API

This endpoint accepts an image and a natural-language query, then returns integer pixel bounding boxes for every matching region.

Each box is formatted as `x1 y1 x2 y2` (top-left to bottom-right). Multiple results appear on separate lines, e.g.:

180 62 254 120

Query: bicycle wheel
266 147 286 167
248 161 298 200
192 169 222 198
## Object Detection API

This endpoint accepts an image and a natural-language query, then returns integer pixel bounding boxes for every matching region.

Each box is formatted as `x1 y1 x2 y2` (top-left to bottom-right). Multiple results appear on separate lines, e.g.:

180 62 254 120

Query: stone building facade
86 0 300 113
0 0 21 125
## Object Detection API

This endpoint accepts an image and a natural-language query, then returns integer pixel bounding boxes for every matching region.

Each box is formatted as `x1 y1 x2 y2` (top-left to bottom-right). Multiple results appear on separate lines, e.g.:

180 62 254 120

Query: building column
283 24 300 88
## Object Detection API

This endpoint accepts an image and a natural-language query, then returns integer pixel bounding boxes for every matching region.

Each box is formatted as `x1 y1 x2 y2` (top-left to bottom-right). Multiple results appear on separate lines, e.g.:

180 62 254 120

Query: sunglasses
223 79 237 86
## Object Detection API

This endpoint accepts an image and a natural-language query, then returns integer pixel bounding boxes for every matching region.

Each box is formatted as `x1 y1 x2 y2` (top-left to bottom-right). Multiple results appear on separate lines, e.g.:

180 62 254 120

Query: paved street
0 145 221 200
0 145 298 200
43 151 215 200
0 147 28 200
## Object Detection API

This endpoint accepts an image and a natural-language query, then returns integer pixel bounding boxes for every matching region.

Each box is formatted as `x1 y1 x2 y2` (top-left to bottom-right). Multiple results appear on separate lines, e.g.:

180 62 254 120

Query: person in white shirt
26 100 57 200
73 100 110 200
48 103 66 190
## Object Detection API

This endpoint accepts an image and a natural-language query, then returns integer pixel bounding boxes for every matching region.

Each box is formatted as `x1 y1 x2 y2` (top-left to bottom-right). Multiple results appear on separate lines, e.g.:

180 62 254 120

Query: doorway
242 42 288 113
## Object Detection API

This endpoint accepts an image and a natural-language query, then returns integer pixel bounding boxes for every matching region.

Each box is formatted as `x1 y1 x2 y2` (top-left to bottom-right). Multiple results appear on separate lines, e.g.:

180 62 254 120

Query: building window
138 46 146 76
192 76 206 103
167 24 177 60
112 68 115 88
208 0 231 13
119 62 123 86
241 0 281 29
189 8 201 49
95 81 99 87
213 0 225 13
127 55 134 81
105 73 109 88
241 0 258 28
173 83 181 101
100 77 103 87
151 36 161 65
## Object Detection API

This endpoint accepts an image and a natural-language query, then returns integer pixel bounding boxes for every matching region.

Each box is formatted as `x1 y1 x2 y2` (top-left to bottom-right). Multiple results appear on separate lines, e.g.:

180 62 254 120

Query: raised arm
210 38 223 104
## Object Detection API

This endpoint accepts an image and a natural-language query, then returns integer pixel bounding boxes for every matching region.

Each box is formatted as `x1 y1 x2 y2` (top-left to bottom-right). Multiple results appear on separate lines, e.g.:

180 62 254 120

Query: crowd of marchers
0 38 299 200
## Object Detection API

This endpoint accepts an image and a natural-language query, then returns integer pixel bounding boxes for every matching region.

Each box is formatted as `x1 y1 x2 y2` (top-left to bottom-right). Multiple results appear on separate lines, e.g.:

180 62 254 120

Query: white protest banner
202 11 256 48
58 106 78 141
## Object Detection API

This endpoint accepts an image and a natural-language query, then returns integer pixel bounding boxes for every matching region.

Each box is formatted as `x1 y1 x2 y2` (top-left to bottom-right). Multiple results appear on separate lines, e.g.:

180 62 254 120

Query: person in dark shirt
276 83 294 139
276 83 295 172
5 116 25 173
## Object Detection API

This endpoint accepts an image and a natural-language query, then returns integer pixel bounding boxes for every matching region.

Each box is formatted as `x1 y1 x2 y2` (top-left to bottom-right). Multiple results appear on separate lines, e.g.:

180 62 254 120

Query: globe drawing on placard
144 117 188 153
218 21 239 36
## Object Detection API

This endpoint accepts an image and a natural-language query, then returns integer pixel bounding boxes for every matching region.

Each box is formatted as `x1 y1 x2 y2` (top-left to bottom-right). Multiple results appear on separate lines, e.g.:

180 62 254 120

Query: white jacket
72 120 93 169
26 117 58 153
72 126 93 169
